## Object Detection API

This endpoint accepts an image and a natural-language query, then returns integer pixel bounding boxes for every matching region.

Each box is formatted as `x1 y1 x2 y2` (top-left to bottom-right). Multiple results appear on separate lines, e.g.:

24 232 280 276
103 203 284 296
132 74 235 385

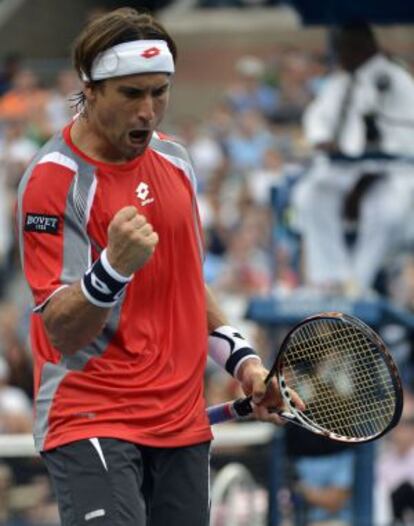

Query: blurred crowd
0 19 412 526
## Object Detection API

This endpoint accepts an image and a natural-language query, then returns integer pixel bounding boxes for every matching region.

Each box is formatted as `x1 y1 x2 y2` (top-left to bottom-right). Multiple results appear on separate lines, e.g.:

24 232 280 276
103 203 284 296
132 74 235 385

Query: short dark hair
329 21 379 72
331 21 378 54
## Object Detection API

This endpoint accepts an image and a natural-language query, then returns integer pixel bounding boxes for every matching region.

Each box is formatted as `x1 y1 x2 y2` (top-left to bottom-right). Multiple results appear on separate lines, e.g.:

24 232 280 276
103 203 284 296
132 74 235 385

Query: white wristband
208 325 261 377
100 249 133 282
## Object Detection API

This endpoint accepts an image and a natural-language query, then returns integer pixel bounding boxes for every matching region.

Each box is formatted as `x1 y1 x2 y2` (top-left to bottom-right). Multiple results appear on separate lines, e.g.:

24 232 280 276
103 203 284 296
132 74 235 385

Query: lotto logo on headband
141 47 161 59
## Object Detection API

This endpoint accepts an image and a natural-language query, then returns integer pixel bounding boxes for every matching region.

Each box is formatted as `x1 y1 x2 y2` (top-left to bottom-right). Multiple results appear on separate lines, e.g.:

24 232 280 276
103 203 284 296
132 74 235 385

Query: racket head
271 312 403 443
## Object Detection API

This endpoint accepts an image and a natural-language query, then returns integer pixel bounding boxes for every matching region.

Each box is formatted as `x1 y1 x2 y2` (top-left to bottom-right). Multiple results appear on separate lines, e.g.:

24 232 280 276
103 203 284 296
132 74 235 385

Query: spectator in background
212 207 273 296
225 108 275 173
375 390 414 525
206 101 235 151
243 147 284 206
199 174 231 286
388 255 414 311
292 22 414 296
45 69 81 135
0 117 38 295
305 52 330 98
0 117 38 190
0 165 13 296
0 463 13 525
176 116 225 193
286 424 354 526
224 55 279 121
0 70 48 141
0 304 33 400
272 47 313 124
0 54 21 97
0 356 32 434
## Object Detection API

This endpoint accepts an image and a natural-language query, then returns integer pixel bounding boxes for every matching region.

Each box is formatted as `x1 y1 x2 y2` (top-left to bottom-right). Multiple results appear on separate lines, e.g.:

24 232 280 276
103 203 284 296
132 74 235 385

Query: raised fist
106 206 158 276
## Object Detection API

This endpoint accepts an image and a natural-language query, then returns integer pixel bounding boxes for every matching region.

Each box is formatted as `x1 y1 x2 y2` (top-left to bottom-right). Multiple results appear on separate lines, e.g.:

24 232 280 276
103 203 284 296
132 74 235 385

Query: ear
83 82 97 104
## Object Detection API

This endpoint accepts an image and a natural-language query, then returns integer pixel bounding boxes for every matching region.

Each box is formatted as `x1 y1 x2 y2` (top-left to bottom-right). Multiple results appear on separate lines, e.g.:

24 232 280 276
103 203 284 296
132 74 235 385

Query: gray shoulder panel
150 134 192 164
61 161 97 284
17 133 69 273
17 131 98 284
150 134 198 192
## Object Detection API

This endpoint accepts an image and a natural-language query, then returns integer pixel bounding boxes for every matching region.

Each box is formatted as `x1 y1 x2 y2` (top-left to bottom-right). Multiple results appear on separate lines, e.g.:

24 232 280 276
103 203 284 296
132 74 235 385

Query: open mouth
128 129 150 145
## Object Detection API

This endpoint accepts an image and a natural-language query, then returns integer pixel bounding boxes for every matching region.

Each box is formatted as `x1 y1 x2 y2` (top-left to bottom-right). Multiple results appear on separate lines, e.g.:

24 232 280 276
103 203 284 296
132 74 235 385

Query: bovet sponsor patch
25 213 59 234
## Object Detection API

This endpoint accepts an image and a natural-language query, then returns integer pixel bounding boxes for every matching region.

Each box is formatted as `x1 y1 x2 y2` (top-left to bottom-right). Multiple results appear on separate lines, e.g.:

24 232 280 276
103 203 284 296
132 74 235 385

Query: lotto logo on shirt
25 213 60 234
136 182 155 206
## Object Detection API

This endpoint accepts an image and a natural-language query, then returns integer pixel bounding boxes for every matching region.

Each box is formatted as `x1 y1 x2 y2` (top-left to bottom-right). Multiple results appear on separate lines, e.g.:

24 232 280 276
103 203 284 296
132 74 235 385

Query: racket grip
207 397 253 425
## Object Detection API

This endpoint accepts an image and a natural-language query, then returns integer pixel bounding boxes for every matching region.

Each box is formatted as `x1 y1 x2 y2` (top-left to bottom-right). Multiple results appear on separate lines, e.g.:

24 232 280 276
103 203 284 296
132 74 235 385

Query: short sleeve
17 153 96 311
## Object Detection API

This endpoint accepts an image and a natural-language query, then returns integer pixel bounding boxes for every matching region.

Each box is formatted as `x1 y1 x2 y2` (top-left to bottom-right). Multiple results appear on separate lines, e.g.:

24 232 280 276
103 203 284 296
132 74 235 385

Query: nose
137 94 155 123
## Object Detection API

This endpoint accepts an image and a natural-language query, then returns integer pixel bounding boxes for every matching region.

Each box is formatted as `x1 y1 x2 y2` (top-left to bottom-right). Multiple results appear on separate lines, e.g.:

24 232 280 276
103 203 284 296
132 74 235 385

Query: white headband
82 40 175 81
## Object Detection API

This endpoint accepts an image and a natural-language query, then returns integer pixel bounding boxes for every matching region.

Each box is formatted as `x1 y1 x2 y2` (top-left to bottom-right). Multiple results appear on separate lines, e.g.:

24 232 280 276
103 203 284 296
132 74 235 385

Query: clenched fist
106 206 159 276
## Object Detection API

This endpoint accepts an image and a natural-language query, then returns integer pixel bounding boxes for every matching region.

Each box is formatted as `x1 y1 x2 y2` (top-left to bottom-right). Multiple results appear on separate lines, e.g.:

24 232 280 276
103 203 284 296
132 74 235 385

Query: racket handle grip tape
207 397 253 424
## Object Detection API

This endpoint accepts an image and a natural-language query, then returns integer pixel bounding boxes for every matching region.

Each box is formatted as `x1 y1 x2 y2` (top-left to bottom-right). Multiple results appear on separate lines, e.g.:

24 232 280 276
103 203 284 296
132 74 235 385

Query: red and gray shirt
17 122 212 452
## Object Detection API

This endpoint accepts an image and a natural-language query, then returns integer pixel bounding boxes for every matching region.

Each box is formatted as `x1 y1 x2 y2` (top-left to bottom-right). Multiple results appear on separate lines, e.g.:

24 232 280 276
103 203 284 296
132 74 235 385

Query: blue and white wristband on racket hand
81 248 133 308
208 325 261 378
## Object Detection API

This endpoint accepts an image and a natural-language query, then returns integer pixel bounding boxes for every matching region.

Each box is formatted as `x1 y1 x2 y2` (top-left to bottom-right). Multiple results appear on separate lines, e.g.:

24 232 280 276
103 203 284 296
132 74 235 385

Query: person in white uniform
292 22 414 294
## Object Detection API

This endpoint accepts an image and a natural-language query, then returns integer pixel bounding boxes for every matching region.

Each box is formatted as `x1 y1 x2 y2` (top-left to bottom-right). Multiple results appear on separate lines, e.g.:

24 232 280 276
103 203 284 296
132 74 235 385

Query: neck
70 114 126 164
354 50 378 71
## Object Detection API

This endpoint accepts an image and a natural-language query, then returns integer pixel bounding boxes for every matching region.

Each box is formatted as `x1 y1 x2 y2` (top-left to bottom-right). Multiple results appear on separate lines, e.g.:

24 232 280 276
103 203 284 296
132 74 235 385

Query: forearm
42 283 111 355
206 285 229 332
205 288 293 424
205 285 261 378
300 485 350 513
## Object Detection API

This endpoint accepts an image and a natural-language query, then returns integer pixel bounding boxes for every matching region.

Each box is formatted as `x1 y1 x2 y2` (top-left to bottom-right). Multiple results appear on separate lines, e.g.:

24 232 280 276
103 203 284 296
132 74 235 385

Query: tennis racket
207 312 403 443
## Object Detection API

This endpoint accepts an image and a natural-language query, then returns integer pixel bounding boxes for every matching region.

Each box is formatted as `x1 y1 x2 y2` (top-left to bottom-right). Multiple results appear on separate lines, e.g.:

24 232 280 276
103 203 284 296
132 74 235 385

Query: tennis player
16 8 295 526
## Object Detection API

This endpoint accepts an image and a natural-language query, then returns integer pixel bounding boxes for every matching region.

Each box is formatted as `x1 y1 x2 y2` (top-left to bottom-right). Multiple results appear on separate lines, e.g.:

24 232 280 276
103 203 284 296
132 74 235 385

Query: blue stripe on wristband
225 348 260 377
81 249 133 308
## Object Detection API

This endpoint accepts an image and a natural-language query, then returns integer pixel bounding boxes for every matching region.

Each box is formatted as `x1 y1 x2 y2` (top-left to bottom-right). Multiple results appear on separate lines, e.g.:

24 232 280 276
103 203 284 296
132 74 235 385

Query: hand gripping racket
207 312 403 443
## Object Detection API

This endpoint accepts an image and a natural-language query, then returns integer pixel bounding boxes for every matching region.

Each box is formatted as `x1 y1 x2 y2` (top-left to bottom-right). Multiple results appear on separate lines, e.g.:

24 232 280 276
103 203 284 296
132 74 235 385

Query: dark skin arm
298 483 351 513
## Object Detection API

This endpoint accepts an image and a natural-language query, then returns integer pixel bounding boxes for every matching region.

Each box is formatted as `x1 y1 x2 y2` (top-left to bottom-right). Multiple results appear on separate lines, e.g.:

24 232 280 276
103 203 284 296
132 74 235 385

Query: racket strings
283 320 396 438
296 325 395 435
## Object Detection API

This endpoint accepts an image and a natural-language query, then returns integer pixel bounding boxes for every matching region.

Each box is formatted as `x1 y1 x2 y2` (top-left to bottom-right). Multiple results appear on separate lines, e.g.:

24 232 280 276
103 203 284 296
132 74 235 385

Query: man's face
85 73 171 162
336 38 361 72
333 29 375 73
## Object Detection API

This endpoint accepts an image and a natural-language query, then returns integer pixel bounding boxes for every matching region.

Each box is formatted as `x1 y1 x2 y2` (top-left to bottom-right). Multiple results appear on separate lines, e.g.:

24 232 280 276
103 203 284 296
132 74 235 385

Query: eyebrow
117 81 170 94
